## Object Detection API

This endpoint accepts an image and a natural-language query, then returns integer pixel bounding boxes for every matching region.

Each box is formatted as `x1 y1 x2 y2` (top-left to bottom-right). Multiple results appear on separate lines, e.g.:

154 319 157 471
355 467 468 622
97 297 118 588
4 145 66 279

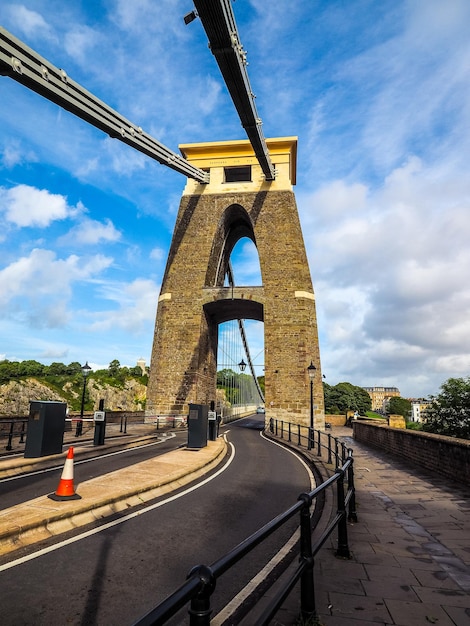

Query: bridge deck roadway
1 426 469 625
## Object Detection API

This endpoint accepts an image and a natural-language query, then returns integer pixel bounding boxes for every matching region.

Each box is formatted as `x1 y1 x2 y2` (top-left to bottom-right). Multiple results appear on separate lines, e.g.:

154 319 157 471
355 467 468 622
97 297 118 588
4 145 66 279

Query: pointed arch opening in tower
224 237 262 286
216 236 264 422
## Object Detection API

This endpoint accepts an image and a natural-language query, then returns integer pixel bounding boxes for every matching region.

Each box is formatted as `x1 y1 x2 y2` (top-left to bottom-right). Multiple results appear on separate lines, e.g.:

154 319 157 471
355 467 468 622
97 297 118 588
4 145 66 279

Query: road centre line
0 433 177 483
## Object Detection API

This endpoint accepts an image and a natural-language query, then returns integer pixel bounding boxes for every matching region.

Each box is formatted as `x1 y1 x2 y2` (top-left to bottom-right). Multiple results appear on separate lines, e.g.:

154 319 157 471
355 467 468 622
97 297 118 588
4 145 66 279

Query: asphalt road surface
1 416 312 625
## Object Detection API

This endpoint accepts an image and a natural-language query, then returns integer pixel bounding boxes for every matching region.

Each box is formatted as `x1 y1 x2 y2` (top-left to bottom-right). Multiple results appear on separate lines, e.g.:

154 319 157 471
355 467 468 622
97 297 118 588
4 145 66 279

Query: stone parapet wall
325 414 347 426
353 420 470 485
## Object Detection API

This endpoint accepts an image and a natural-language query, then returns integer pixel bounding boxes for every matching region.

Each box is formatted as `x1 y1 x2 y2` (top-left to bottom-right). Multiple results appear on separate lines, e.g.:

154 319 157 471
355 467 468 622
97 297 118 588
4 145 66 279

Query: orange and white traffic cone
48 446 81 501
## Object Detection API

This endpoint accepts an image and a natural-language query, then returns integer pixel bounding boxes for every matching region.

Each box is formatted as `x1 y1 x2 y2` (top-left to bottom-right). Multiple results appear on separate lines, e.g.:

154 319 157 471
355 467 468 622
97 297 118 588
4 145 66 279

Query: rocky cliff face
0 378 147 415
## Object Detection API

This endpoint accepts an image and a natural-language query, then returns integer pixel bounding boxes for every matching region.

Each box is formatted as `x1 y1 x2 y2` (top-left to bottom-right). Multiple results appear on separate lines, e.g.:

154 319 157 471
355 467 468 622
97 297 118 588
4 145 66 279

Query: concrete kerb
0 431 163 479
0 437 227 557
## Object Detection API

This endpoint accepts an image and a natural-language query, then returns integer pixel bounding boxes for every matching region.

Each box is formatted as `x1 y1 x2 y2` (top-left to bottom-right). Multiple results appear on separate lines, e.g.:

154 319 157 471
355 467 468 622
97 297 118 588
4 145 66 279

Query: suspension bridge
0 1 325 428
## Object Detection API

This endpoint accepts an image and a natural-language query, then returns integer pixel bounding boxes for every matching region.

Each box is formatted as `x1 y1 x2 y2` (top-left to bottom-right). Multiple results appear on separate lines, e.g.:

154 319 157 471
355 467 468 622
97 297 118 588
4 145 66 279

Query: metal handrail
1 418 28 450
133 421 357 625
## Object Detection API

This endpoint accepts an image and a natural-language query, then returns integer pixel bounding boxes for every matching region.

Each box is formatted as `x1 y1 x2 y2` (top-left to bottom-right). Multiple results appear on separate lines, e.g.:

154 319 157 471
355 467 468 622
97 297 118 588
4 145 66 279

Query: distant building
136 357 146 374
363 386 400 412
410 400 429 423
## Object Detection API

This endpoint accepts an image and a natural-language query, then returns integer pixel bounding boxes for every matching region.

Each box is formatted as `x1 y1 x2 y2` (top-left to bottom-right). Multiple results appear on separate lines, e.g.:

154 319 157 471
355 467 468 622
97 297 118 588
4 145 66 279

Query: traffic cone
48 446 81 501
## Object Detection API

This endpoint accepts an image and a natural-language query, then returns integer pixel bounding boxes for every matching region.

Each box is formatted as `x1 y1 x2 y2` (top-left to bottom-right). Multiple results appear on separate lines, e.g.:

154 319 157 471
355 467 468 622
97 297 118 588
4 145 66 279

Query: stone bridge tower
146 137 325 428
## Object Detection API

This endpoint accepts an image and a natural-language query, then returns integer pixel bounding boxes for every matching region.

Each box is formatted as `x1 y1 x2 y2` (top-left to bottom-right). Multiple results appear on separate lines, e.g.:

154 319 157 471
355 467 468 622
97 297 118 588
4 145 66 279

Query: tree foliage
388 396 412 419
423 377 470 439
323 382 371 415
0 358 146 386
216 368 242 405
108 360 121 377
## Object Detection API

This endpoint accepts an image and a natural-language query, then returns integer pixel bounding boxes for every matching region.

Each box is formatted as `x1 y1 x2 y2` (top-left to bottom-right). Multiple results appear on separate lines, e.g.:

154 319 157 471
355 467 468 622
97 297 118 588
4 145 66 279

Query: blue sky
1 0 469 399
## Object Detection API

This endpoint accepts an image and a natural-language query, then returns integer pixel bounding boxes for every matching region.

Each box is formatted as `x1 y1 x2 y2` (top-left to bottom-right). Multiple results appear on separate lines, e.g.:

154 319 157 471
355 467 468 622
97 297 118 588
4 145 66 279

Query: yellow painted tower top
179 136 297 194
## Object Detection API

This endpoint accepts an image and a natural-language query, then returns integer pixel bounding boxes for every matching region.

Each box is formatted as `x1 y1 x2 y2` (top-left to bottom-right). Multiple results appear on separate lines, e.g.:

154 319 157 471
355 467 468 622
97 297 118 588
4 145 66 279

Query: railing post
341 441 347 464
334 438 339 467
188 565 216 626
327 433 332 464
269 417 274 433
6 421 14 450
335 468 351 559
347 452 358 523
297 424 301 446
298 493 316 621
19 419 26 444
307 426 312 450
288 422 291 442
280 420 284 439
316 429 321 456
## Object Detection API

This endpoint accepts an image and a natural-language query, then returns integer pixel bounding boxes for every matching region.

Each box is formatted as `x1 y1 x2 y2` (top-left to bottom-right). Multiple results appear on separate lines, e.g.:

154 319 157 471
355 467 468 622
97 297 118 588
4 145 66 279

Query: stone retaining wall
352 420 470 485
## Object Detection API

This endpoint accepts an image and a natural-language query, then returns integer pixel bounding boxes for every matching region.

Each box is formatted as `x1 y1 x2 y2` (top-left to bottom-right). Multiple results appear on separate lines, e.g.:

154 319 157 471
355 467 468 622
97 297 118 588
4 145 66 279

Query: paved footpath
272 427 470 626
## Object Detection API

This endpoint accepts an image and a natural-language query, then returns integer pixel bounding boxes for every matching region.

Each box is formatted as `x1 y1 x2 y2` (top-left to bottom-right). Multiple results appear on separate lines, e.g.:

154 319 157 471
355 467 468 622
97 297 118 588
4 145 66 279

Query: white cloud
301 151 470 396
149 247 165 261
64 25 99 65
0 248 113 327
88 278 159 334
0 140 37 169
4 4 54 40
60 217 122 245
0 185 78 227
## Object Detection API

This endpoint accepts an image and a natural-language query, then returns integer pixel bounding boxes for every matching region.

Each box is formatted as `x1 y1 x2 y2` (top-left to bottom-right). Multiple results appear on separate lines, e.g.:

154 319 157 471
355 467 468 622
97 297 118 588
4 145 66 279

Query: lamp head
307 361 316 381
82 361 92 377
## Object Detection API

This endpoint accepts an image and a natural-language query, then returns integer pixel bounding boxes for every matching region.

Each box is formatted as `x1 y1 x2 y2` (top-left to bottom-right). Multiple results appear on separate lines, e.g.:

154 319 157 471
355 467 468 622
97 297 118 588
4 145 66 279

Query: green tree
66 361 83 375
108 359 121 376
216 368 242 405
323 382 371 415
0 360 18 383
423 377 470 439
388 396 412 419
47 362 68 376
17 360 45 377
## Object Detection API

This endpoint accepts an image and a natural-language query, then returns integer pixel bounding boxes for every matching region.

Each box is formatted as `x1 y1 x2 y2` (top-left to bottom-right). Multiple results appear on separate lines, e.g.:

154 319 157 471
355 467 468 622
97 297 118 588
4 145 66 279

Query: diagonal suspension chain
0 26 209 183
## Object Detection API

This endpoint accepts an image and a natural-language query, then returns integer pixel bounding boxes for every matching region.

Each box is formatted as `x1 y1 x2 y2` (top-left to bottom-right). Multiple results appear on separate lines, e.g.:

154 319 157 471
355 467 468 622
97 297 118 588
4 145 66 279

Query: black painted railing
1 418 27 450
133 421 357 626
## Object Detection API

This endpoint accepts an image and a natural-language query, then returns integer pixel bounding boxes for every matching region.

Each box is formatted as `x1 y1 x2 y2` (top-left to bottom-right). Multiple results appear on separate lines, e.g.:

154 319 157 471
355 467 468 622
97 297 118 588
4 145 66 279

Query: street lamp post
307 361 316 448
238 360 247 411
76 361 92 437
